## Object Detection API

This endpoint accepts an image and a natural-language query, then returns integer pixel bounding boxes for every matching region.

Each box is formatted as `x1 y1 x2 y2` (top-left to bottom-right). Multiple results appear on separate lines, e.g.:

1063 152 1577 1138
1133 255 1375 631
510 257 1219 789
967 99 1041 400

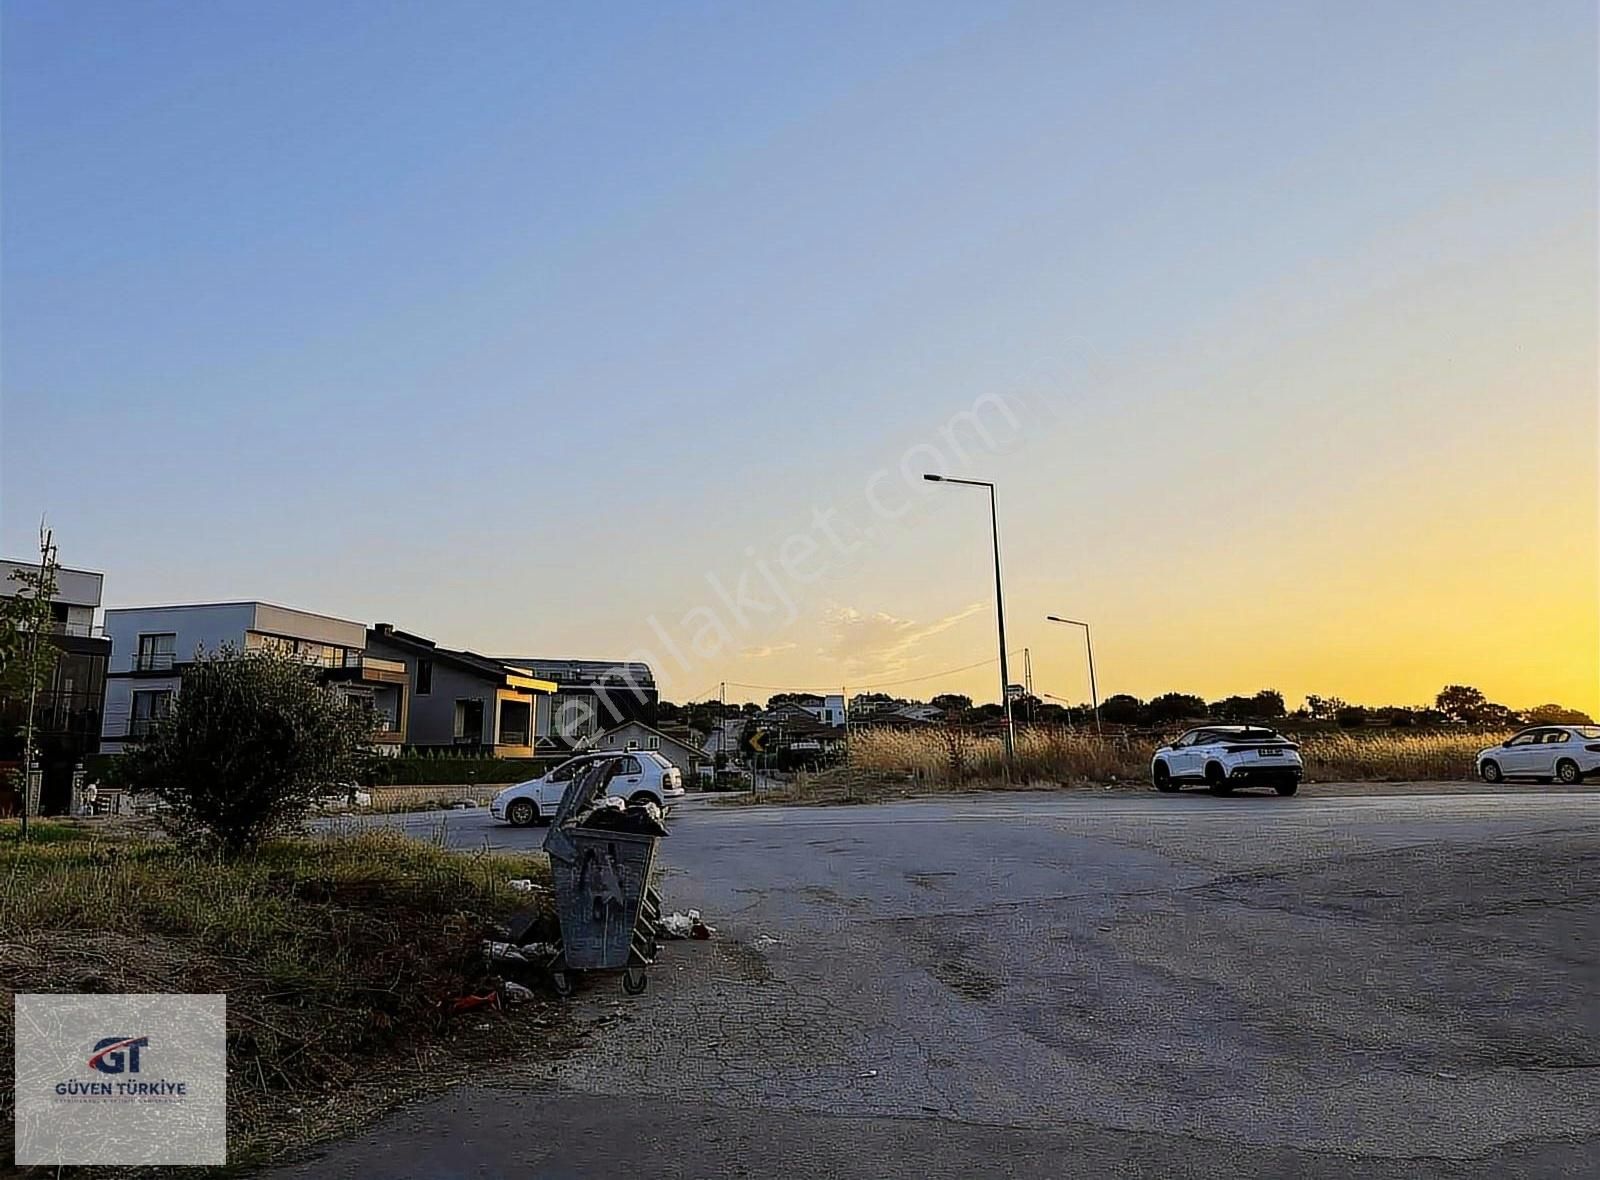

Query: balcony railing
125 716 164 738
14 620 105 638
133 652 176 672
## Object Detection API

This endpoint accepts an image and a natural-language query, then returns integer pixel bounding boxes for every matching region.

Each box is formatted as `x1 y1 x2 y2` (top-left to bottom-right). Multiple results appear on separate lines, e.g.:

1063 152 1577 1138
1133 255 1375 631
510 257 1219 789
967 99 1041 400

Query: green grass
0 823 557 1166
0 818 86 844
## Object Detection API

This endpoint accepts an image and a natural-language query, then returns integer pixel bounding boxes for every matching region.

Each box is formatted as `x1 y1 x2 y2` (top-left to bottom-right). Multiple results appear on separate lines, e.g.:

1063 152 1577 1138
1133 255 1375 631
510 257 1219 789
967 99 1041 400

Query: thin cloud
739 642 798 659
818 602 986 677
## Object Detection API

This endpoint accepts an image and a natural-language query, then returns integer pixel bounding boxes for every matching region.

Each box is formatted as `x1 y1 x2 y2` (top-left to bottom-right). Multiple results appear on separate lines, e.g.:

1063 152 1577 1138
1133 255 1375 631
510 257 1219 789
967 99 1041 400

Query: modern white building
802 693 847 727
100 602 410 754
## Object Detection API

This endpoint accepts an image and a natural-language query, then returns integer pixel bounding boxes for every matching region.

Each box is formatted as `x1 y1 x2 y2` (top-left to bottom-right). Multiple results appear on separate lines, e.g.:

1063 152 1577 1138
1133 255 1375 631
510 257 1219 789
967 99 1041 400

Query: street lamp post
1046 615 1100 734
924 474 1014 763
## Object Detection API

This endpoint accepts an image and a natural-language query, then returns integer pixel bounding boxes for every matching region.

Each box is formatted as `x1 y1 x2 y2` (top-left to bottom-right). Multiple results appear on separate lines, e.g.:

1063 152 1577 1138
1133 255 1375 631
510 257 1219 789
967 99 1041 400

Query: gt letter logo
89 1036 149 1075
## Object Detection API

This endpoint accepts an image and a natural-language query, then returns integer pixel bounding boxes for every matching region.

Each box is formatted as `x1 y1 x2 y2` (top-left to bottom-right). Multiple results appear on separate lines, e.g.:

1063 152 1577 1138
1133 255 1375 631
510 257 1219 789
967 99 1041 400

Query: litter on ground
658 910 700 939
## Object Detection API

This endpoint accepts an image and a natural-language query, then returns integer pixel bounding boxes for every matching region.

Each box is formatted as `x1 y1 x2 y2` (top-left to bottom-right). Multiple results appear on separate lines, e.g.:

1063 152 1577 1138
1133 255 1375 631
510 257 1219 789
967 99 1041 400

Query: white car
490 751 684 827
1151 725 1304 796
1477 726 1600 785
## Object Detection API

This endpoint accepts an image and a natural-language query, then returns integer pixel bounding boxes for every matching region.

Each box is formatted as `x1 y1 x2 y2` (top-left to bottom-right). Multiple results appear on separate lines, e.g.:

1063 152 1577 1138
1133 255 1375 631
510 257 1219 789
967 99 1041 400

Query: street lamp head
923 473 944 482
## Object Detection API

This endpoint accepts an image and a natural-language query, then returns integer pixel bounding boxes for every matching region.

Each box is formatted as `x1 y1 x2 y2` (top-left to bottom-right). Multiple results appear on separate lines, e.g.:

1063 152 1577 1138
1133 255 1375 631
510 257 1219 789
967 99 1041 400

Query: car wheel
1555 759 1582 785
1275 777 1299 797
1153 762 1177 792
1479 759 1503 784
507 798 538 827
1205 763 1233 795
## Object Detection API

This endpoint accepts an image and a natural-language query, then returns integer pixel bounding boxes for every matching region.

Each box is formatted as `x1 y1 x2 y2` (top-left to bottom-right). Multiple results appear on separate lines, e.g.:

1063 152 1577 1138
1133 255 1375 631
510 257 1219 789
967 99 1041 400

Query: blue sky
3 1 1595 710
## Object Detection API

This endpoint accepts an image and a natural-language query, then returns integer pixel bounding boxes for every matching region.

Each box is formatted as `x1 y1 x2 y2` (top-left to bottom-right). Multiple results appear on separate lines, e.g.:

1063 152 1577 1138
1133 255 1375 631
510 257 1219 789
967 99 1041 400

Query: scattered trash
658 910 700 939
858 1069 878 1079
484 940 529 964
502 980 536 1004
691 918 715 940
752 934 780 950
448 992 501 1016
518 941 559 959
507 879 544 893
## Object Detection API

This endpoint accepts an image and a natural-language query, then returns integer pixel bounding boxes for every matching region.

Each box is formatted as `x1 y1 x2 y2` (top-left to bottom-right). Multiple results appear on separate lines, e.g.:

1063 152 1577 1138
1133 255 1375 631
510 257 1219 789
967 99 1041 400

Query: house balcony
325 654 409 686
132 652 176 673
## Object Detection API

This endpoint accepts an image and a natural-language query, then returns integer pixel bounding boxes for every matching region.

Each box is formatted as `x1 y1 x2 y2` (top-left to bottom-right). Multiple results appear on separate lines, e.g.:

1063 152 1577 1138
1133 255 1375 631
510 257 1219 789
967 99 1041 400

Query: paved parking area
280 789 1600 1178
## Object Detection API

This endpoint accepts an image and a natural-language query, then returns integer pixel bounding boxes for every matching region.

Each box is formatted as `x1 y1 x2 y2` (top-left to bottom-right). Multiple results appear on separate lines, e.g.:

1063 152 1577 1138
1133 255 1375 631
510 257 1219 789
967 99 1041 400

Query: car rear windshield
1574 726 1600 739
1228 728 1282 741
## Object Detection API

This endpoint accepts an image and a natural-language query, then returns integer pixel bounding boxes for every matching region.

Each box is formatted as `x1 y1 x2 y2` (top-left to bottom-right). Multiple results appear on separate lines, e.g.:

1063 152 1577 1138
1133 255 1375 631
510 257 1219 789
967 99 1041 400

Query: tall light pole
924 474 1014 762
1047 615 1099 735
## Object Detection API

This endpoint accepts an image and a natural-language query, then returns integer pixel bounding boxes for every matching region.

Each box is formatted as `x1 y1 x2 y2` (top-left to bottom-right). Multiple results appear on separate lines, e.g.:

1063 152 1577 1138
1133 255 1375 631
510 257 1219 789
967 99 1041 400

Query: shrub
125 647 370 853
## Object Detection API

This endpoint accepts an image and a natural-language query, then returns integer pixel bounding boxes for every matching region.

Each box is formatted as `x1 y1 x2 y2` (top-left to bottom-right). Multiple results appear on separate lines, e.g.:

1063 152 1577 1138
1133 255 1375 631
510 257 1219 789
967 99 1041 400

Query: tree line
656 685 1592 731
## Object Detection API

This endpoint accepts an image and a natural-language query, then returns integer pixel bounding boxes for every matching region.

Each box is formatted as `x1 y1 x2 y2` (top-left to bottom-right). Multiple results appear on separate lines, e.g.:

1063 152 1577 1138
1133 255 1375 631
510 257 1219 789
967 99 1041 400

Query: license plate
1257 749 1281 756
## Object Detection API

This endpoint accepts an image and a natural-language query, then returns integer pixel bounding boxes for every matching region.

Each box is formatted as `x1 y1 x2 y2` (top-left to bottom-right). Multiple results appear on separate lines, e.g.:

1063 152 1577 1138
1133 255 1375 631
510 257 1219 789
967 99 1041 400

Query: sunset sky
3 1 1595 714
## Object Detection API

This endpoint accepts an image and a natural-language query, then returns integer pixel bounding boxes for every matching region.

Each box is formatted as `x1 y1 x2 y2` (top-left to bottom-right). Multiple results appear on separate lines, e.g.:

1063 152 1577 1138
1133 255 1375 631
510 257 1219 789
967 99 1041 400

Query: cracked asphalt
275 789 1600 1178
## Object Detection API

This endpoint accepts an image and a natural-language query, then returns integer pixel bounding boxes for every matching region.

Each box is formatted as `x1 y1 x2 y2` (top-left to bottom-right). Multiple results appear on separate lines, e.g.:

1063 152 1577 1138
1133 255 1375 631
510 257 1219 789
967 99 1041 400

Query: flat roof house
493 656 658 751
100 603 410 755
371 626 556 758
0 559 111 814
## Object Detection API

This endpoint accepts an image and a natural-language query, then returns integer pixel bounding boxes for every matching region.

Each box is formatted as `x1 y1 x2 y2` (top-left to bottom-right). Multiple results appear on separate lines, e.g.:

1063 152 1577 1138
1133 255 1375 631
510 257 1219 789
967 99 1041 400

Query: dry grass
850 725 1509 787
0 820 561 1169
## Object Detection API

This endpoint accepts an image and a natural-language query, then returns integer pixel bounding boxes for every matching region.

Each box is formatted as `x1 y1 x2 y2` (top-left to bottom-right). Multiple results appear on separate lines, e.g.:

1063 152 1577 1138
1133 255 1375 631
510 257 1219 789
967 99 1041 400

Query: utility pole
19 523 56 839
842 685 850 767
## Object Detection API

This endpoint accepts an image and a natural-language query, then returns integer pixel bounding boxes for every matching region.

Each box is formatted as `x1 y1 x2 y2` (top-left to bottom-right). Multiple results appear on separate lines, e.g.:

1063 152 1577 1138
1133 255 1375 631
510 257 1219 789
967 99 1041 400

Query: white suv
490 752 684 827
1151 726 1303 796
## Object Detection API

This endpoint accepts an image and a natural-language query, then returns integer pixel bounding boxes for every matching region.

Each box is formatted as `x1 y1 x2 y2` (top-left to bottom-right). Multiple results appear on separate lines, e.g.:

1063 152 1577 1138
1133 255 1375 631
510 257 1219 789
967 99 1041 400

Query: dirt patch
927 953 1002 1002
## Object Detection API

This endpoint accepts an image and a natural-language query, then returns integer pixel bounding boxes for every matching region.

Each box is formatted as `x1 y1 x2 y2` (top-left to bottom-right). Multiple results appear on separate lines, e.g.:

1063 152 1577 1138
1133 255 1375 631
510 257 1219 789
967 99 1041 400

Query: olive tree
126 645 371 853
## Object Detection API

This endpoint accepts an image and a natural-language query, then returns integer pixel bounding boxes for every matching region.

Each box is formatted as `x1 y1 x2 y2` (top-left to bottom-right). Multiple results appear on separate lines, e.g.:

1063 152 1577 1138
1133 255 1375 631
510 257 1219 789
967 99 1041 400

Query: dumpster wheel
623 967 648 995
547 950 573 998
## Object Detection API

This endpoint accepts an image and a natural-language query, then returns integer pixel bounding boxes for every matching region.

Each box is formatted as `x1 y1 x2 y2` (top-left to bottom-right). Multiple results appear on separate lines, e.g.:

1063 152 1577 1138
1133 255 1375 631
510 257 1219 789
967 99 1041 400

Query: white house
801 693 846 727
100 602 410 754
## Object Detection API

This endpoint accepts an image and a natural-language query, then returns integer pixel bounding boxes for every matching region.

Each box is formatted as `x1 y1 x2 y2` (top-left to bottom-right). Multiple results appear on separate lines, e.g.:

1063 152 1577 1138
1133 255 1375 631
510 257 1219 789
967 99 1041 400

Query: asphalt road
278 788 1600 1178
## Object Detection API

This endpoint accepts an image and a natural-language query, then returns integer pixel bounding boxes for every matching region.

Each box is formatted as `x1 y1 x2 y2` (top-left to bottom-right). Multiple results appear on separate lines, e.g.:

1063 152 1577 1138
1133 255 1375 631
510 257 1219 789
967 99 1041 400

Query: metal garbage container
539 759 664 996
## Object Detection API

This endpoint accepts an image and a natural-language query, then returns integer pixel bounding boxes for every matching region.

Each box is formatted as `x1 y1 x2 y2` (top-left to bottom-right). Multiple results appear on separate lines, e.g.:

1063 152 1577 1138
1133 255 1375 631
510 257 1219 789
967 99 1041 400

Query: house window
416 659 433 695
453 698 483 742
646 736 661 750
135 633 176 672
130 689 172 736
